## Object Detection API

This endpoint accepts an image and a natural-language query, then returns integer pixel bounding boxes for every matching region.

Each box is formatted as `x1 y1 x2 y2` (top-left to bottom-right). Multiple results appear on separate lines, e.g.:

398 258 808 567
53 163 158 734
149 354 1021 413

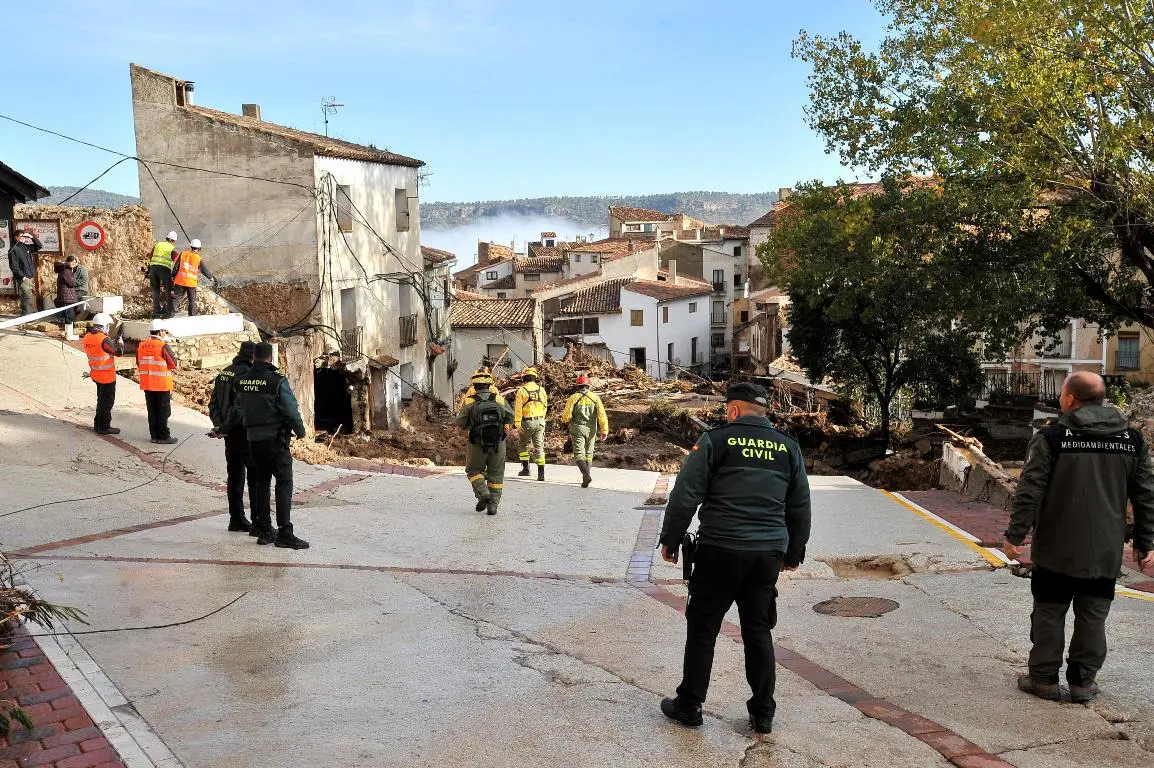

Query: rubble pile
1127 387 1154 447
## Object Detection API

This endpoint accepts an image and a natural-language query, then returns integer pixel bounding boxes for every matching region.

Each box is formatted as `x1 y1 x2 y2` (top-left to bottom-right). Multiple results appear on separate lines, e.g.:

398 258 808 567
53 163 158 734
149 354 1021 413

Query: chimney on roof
669 260 678 285
181 81 195 106
778 187 792 201
242 103 261 120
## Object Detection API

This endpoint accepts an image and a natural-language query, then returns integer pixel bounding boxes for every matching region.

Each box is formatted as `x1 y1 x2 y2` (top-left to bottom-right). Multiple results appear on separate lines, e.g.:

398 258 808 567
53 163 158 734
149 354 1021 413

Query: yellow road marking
881 490 1006 568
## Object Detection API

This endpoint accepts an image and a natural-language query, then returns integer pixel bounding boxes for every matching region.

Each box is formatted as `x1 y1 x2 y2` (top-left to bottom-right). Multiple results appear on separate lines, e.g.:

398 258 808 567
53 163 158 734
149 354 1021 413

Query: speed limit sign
76 221 107 251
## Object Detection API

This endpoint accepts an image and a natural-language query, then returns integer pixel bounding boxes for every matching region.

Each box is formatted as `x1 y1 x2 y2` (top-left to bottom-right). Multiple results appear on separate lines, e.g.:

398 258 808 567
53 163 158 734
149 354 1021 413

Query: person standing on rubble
210 340 257 534
513 366 549 481
233 342 310 549
147 231 178 319
1007 371 1154 704
561 374 609 488
171 239 217 316
83 312 123 435
136 319 178 445
456 369 514 515
657 382 811 736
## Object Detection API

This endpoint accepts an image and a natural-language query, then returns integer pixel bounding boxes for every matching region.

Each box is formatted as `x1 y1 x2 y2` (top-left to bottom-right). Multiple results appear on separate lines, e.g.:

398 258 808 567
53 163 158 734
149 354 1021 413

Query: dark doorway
314 367 354 434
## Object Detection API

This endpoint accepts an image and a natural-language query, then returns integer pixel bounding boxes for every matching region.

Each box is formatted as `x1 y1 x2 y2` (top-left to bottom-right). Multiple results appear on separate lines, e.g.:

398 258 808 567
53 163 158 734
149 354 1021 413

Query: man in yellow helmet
562 373 610 488
456 369 514 515
513 366 549 481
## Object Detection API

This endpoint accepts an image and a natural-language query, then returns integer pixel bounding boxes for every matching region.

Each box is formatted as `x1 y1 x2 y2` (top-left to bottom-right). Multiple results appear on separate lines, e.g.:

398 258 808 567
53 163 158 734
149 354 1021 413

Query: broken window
554 318 599 335
336 185 354 232
395 188 411 232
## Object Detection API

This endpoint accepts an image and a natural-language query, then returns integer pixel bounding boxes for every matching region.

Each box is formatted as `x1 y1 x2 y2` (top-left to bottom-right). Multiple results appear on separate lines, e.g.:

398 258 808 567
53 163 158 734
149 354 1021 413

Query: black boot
228 518 252 532
95 427 121 435
274 526 310 550
475 496 491 512
537 464 545 482
577 460 592 488
660 697 702 728
518 461 530 477
256 528 277 545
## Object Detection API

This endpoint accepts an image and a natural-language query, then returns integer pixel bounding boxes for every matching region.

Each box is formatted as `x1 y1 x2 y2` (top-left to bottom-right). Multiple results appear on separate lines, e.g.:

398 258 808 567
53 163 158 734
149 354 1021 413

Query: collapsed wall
14 204 154 299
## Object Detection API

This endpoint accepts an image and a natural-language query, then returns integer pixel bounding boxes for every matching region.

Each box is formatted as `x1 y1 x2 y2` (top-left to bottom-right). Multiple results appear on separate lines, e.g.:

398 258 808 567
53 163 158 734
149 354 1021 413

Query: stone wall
14 204 154 301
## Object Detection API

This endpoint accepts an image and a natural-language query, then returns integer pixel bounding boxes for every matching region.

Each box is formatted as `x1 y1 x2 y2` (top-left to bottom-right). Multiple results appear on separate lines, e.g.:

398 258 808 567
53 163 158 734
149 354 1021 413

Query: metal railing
980 371 1061 402
1116 349 1140 371
712 282 726 294
1038 339 1072 358
399 314 418 347
340 326 362 362
710 311 728 326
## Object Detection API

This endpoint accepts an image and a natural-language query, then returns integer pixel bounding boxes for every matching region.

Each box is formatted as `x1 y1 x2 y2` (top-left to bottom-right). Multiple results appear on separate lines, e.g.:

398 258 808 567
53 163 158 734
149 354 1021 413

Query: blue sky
3 0 886 203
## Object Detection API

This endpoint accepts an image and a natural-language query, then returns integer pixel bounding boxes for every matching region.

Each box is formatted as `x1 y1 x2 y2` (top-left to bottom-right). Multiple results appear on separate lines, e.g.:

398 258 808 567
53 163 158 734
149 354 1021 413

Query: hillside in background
421 191 778 230
42 187 140 208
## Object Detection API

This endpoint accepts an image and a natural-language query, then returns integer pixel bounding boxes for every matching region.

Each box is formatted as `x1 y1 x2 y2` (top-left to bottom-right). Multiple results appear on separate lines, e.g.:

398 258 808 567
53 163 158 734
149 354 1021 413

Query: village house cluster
5 64 1153 434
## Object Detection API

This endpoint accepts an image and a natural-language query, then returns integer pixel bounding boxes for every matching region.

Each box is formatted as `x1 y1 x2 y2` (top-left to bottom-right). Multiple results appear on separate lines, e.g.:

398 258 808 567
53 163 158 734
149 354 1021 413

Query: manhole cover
813 596 899 618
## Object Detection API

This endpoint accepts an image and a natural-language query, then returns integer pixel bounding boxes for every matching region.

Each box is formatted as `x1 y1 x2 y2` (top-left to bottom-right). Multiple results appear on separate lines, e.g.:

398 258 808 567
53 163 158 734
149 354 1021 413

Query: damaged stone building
129 64 451 431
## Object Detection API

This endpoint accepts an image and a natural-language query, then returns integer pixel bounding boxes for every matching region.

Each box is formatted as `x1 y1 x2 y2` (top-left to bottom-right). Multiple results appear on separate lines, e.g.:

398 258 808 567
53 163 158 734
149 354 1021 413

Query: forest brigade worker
561 373 609 488
513 366 548 481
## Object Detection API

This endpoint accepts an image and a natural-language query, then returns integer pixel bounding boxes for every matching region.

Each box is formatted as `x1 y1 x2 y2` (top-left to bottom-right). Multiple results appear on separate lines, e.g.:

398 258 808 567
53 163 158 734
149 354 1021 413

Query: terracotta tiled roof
655 270 712 289
556 278 633 316
567 237 655 260
748 206 781 228
481 274 517 290
453 263 484 280
514 254 566 274
532 269 607 296
185 105 424 167
540 231 557 238
421 245 456 267
451 298 536 328
528 244 570 259
624 280 713 301
720 225 750 239
453 289 490 301
609 206 671 222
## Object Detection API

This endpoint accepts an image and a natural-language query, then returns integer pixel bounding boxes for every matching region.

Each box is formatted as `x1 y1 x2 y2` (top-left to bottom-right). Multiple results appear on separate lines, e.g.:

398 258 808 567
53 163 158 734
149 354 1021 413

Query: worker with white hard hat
147 231 180 319
136 319 178 444
82 312 124 435
171 237 217 317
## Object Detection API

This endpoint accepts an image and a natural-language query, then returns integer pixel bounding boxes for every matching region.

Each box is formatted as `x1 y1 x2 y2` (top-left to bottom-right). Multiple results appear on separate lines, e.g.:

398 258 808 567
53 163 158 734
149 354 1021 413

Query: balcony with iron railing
710 311 728 327
1037 337 1072 359
399 314 418 347
711 282 726 294
1116 349 1140 371
340 326 363 362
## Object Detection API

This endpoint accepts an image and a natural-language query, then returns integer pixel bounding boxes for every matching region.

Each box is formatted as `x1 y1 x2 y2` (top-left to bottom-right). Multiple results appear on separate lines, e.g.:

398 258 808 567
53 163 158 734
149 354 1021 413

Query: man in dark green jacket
658 382 811 735
1007 371 1154 703
209 340 256 533
232 342 309 549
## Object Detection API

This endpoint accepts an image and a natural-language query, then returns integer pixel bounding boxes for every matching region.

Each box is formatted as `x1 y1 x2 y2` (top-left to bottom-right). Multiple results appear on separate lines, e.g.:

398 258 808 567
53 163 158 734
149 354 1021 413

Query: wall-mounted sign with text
13 219 64 257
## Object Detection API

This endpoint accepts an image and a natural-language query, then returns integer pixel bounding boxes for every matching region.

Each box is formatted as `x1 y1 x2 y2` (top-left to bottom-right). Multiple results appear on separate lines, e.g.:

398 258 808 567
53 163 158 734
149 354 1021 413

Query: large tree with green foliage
794 0 1154 331
762 178 999 445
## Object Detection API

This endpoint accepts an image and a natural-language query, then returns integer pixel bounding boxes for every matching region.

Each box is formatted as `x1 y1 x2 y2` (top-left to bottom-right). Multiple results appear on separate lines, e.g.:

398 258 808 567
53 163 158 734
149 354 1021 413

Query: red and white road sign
75 221 107 251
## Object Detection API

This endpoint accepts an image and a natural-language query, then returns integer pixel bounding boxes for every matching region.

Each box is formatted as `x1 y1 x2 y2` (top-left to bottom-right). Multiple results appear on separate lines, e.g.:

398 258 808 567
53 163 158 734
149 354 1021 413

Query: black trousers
54 297 76 324
149 266 172 318
144 391 172 440
224 428 256 523
678 545 782 719
1029 566 1115 686
249 437 294 534
94 381 116 431
173 285 197 316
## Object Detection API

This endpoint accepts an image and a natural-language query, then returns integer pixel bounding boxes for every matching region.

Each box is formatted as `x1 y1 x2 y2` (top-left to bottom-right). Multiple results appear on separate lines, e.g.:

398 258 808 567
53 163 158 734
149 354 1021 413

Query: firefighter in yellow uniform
513 367 549 481
456 370 514 515
561 374 610 488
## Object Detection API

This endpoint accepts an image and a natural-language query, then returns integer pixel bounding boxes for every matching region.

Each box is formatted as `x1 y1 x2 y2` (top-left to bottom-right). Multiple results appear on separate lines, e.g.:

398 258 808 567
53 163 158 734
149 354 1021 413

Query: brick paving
0 627 124 768
640 584 1015 768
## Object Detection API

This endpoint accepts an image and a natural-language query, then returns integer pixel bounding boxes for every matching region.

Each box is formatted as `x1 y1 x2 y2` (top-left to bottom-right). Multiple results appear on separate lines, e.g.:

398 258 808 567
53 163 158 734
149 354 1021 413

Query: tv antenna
321 97 344 137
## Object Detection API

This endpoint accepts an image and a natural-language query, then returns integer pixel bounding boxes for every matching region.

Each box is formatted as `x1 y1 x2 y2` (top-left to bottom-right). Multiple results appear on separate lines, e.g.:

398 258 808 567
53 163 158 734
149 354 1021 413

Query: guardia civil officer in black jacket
209 340 257 533
658 382 811 735
231 342 309 549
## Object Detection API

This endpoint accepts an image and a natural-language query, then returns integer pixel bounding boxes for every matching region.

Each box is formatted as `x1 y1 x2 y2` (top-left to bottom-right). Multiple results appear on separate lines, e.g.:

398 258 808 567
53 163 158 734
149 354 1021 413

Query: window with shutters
630 310 644 326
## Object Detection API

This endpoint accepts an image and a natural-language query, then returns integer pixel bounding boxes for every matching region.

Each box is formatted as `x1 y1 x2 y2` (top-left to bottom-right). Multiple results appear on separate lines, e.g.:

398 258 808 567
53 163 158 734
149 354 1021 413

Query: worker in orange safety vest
83 312 124 435
171 238 217 317
136 319 178 445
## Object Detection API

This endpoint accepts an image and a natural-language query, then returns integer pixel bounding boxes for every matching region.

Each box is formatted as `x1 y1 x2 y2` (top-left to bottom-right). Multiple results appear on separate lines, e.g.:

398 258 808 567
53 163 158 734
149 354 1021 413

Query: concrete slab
120 313 244 340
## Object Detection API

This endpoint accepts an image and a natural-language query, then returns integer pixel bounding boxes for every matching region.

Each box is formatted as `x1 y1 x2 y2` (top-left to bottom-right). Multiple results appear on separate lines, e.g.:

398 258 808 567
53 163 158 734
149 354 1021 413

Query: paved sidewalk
3 331 1154 766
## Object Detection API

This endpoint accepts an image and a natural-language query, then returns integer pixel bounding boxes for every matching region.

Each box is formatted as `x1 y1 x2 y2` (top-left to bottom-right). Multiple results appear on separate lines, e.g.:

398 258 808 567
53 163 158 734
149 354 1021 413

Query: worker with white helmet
148 231 179 319
172 237 216 317
82 312 124 435
136 319 178 444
